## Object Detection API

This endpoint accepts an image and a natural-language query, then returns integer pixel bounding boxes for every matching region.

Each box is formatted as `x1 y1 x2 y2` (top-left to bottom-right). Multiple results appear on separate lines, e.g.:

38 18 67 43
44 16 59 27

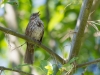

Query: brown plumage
24 12 44 64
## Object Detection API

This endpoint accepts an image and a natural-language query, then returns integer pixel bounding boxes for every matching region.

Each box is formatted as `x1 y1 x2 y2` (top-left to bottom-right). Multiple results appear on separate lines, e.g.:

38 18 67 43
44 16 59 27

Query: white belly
32 26 43 40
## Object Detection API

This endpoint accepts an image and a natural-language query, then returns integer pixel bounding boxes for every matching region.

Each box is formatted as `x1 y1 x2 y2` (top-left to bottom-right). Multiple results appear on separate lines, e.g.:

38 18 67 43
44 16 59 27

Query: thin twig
12 42 26 51
76 58 100 68
0 66 33 75
5 33 12 50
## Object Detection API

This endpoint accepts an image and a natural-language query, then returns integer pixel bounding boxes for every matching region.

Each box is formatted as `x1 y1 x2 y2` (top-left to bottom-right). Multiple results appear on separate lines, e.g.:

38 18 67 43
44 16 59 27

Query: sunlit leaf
40 60 53 75
40 60 49 74
48 6 64 31
45 64 53 75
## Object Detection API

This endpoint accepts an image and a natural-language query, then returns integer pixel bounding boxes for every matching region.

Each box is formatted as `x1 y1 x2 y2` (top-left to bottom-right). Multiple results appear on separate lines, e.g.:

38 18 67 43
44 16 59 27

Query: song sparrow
24 12 44 64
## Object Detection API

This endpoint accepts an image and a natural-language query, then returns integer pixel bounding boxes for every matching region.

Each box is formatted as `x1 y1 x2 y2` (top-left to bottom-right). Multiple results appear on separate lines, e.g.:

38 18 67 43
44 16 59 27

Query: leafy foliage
0 0 100 75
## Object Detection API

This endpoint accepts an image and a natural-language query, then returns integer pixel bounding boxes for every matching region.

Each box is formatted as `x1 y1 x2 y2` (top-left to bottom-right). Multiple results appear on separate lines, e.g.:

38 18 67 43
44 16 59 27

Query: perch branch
0 26 66 64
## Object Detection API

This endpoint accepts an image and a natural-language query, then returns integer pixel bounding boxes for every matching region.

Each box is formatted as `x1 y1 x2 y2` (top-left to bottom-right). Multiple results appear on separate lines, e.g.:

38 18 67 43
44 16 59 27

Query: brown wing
37 21 44 42
25 24 30 36
25 23 33 37
40 30 44 42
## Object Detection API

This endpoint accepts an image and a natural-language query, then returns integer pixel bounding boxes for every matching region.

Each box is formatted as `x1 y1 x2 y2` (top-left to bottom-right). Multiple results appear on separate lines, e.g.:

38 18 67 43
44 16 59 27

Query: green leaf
56 70 62 75
68 57 78 64
56 57 78 74
45 65 53 75
40 60 53 75
40 60 49 74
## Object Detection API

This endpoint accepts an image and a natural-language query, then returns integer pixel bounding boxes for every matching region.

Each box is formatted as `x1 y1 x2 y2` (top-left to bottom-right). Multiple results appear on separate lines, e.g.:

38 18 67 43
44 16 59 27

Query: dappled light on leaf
48 6 64 31
45 64 53 75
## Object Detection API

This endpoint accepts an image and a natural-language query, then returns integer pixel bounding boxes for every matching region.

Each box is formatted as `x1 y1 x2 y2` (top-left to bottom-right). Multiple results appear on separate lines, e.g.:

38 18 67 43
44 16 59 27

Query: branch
77 58 100 68
68 58 100 75
68 0 93 60
0 26 66 64
0 66 33 75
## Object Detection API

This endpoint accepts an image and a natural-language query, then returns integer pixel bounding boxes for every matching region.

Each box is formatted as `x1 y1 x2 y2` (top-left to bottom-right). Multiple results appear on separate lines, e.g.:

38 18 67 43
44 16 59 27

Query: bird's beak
37 11 40 16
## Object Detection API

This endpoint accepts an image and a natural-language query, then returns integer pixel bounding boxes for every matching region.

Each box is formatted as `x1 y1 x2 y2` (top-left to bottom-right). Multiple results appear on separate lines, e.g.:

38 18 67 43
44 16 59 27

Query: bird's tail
24 43 34 64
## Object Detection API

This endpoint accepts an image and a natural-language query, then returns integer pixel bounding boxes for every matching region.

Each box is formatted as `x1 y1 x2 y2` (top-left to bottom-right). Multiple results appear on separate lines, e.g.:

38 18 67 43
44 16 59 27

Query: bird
24 12 44 64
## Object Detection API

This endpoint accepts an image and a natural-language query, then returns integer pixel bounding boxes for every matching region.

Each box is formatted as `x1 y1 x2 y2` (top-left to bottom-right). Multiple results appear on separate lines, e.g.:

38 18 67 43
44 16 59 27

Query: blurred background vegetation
0 0 100 75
